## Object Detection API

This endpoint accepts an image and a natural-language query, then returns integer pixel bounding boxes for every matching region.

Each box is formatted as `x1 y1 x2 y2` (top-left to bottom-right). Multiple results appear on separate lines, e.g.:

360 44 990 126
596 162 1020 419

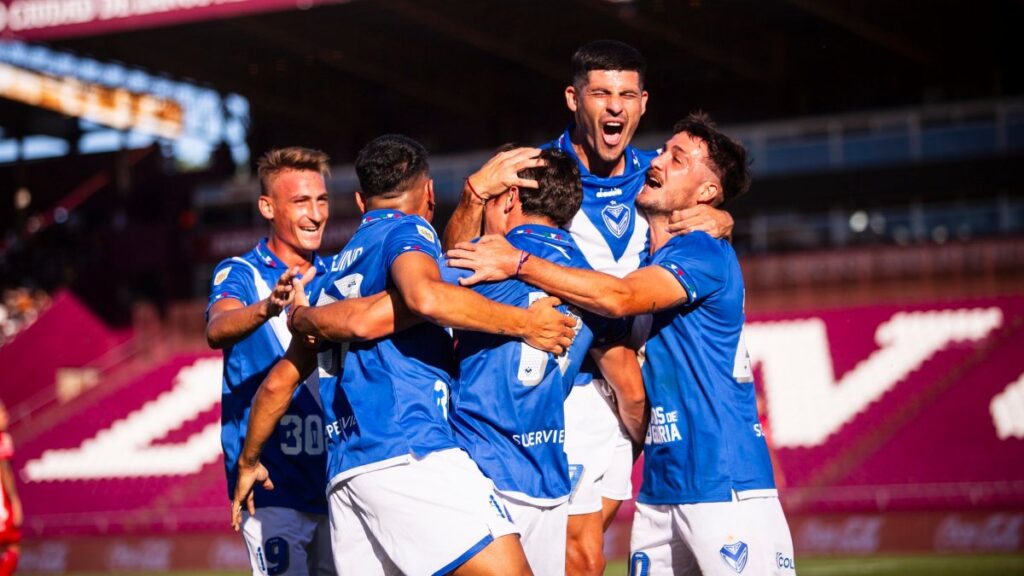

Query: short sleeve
655 232 726 305
438 259 472 286
207 259 255 313
383 217 442 271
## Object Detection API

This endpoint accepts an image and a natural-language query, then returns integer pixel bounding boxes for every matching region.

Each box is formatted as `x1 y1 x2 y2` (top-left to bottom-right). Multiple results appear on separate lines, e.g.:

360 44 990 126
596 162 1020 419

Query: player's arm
666 205 734 241
390 251 576 354
442 147 546 249
0 459 22 527
591 343 647 446
231 340 317 530
447 235 688 318
206 267 302 349
289 289 419 342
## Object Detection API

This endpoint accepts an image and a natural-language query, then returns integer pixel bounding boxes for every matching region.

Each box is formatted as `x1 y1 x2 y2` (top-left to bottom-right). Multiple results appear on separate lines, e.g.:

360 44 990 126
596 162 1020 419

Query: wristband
514 250 531 279
287 304 306 333
465 178 487 204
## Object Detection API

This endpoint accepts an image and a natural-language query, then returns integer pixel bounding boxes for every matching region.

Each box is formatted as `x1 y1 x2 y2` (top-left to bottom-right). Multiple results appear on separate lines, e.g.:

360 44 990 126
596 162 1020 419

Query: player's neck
571 131 626 178
646 213 673 254
266 235 314 270
365 195 423 219
506 213 558 233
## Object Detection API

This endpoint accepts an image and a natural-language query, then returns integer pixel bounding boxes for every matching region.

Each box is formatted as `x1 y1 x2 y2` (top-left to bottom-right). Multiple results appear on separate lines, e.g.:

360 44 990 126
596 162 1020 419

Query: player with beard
443 40 733 575
448 114 796 576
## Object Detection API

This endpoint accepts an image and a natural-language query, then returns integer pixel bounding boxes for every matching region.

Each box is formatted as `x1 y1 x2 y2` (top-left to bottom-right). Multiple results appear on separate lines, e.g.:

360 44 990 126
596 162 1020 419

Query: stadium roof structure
3 0 1019 166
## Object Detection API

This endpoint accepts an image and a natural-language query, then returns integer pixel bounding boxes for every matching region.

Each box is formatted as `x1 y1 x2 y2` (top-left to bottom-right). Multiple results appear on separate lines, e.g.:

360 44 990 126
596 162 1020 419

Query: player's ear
640 89 649 116
506 186 518 214
425 179 436 211
258 195 274 221
564 85 579 113
699 181 720 205
354 191 366 214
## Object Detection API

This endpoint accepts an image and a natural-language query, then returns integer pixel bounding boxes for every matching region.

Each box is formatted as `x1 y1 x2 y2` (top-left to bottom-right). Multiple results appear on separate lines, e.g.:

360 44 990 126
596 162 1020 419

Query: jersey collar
255 238 327 273
360 209 405 226
557 124 644 177
508 224 572 247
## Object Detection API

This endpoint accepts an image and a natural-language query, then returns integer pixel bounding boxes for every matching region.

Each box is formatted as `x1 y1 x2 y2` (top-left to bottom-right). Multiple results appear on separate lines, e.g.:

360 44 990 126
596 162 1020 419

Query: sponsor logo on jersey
646 405 682 444
324 415 358 439
720 541 749 573
601 202 631 238
596 187 622 198
416 224 436 243
776 552 796 570
213 267 231 286
512 428 565 447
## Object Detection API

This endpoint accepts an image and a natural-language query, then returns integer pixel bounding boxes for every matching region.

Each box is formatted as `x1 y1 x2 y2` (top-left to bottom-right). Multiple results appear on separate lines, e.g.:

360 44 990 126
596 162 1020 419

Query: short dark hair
672 112 751 204
257 147 330 196
571 40 646 88
355 134 430 199
516 149 582 228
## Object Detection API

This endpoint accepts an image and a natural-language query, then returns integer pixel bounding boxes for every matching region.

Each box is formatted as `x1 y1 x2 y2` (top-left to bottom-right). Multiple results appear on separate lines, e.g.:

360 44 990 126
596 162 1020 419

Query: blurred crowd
0 287 51 346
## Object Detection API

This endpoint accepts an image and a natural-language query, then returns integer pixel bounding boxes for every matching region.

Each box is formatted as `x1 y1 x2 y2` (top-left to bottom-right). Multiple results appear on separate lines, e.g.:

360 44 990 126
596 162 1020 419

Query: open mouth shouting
601 119 625 149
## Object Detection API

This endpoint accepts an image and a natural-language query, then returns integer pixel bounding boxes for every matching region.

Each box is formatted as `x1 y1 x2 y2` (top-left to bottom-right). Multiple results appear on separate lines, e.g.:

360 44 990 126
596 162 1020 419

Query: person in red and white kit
0 401 23 576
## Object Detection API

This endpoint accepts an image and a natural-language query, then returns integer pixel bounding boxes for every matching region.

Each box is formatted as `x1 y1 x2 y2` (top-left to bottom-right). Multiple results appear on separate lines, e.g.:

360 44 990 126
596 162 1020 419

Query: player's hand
291 266 317 308
231 460 273 532
265 266 301 318
466 147 546 201
446 235 521 286
287 267 320 347
524 296 578 355
666 205 734 240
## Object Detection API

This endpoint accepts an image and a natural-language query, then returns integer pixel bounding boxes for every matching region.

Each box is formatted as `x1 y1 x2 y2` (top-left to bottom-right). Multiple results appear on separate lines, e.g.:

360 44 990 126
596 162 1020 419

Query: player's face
264 169 329 254
637 132 715 215
566 70 648 165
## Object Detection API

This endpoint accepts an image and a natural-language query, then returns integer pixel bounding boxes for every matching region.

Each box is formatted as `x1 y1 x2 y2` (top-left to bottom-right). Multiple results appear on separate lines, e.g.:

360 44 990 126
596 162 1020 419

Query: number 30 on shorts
280 414 325 455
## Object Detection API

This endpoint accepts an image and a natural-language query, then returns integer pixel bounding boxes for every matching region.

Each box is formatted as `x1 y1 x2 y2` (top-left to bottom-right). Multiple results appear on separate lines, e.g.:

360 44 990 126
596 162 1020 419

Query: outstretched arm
591 343 647 446
447 235 688 318
390 251 577 355
442 147 546 249
231 340 317 530
289 289 419 342
207 267 305 349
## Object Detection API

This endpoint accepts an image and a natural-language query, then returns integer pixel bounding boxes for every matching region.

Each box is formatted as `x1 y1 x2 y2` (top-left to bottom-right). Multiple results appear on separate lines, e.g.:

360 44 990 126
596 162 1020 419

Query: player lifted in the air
232 135 577 576
206 148 335 576
444 40 732 575
448 113 796 576
442 148 645 575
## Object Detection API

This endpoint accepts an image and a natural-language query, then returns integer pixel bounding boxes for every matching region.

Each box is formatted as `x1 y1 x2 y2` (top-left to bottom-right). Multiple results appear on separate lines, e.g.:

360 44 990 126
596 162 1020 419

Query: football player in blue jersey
206 147 336 576
443 148 646 575
232 135 578 576
448 114 796 576
444 40 734 575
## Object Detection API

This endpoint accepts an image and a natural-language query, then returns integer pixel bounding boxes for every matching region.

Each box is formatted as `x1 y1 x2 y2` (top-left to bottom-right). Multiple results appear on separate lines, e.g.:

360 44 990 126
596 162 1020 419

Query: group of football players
207 40 796 576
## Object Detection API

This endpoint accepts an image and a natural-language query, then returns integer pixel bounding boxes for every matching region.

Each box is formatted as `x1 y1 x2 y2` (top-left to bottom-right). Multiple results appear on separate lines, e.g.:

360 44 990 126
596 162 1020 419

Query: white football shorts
564 379 635 515
328 448 519 576
496 493 568 576
241 506 336 576
629 495 796 576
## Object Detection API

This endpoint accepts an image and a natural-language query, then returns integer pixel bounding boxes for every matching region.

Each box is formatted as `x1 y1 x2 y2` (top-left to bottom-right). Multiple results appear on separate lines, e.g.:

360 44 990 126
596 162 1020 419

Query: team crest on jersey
720 541 749 573
601 202 630 238
213 267 231 286
416 224 436 243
